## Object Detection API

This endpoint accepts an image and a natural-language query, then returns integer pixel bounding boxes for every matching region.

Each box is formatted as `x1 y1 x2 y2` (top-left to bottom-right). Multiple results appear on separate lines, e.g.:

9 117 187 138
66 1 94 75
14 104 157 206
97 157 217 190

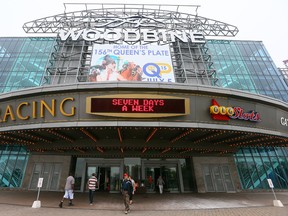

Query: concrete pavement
0 190 287 215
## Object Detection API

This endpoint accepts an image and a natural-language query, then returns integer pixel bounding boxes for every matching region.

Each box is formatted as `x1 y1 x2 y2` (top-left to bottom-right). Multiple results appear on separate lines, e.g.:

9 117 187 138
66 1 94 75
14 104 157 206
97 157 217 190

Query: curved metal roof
22 3 239 37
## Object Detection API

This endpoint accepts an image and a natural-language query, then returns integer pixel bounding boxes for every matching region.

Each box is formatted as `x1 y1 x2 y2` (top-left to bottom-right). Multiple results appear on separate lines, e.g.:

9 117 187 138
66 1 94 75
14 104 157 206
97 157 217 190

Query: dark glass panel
0 145 28 188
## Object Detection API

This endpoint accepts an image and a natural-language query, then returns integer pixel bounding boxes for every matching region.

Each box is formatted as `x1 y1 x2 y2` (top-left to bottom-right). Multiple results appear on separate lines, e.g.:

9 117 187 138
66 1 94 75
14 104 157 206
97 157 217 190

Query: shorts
63 190 74 199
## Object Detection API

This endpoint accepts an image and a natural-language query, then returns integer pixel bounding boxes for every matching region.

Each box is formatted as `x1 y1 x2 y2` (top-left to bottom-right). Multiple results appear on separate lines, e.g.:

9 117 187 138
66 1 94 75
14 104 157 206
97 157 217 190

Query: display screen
90 98 186 114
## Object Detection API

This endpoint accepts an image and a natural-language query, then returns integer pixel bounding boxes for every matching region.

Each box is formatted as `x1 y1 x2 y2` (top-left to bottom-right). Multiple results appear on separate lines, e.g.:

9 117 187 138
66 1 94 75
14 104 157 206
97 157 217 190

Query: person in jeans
122 173 133 214
59 172 75 208
87 173 98 205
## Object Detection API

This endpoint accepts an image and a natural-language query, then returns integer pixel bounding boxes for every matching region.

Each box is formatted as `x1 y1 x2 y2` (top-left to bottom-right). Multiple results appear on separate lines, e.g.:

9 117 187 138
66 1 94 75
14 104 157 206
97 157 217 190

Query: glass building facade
0 37 288 190
235 147 288 190
207 40 288 190
0 146 29 188
207 40 288 102
0 37 55 93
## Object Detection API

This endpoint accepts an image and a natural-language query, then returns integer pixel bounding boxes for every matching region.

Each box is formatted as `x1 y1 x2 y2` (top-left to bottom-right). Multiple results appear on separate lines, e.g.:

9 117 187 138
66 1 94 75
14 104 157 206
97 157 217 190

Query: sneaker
68 203 74 206
125 211 128 214
59 201 63 208
89 203 93 205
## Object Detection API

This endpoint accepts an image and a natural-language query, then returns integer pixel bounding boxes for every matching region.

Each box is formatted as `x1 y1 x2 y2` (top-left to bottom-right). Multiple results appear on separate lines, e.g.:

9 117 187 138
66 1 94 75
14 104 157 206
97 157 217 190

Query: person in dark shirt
122 173 133 214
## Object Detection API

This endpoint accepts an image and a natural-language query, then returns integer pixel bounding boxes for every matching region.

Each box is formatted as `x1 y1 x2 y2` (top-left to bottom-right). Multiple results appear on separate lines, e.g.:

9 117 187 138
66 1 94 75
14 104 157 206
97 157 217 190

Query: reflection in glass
207 40 288 102
0 145 29 188
235 147 288 190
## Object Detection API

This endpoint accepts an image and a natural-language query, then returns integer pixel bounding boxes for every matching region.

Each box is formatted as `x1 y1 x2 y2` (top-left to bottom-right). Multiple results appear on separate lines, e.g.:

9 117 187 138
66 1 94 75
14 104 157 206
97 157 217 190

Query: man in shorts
59 172 75 208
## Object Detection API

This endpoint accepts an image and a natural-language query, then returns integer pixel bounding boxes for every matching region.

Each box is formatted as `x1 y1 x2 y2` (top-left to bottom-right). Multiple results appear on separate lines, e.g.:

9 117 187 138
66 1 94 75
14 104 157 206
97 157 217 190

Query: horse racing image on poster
89 44 175 83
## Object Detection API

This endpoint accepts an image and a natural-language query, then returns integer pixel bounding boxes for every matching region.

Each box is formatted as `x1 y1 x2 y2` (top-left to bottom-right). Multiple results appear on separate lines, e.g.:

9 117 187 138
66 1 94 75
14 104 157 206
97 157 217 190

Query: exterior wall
207 40 288 103
0 83 287 136
0 37 55 93
193 156 241 193
0 5 287 193
22 154 71 191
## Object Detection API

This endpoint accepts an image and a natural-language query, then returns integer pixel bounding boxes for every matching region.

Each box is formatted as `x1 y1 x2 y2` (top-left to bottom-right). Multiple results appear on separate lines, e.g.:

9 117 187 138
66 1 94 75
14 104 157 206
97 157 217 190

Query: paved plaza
0 190 287 216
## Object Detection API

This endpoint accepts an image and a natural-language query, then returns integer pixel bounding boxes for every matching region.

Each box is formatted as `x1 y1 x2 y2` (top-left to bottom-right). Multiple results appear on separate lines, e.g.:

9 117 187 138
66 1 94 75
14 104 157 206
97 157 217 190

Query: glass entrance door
163 166 179 192
145 167 157 192
86 165 120 192
98 167 110 191
144 164 179 193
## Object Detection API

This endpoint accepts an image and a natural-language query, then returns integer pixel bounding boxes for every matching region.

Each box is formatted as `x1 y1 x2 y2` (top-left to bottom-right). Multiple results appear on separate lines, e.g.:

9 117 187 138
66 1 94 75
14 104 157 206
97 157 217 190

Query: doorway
144 164 180 193
203 164 235 192
86 165 120 192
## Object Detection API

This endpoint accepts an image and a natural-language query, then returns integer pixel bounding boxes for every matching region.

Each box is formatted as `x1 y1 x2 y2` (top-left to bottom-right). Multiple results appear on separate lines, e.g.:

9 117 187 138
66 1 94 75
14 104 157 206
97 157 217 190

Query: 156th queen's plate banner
89 44 175 83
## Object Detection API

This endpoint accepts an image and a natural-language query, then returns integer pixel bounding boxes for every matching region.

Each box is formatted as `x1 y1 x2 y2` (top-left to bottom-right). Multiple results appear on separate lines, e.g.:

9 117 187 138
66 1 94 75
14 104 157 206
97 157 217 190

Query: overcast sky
1 0 287 67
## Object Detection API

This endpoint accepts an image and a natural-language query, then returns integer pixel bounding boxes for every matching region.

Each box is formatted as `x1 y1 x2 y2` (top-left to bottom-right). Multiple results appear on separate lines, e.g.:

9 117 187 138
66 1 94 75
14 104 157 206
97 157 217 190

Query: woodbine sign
59 29 205 43
58 15 205 43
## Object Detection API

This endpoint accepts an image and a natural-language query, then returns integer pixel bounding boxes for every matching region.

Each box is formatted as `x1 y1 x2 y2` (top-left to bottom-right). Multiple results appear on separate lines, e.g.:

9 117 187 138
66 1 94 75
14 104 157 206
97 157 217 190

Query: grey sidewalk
0 190 288 215
1 204 288 216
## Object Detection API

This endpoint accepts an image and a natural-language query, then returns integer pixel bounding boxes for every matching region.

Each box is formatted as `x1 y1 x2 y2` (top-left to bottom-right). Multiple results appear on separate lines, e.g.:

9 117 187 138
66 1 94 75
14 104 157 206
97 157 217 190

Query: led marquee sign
86 95 190 118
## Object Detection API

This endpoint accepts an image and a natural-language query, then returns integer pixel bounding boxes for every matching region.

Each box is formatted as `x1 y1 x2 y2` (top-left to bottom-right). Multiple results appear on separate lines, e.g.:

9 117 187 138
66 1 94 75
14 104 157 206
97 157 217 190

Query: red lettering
230 107 261 122
131 105 154 112
112 99 118 105
132 105 142 112
112 99 139 106
253 113 261 121
143 99 165 106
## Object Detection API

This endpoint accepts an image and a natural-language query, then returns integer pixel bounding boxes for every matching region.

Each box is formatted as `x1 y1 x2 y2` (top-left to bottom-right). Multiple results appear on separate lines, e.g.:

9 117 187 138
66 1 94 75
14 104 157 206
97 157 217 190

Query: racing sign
89 44 175 83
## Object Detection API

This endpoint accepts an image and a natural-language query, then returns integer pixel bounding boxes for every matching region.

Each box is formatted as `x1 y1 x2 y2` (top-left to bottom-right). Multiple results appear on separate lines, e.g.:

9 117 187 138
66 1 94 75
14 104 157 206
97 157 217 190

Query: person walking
157 176 165 194
122 173 133 214
87 173 98 205
129 176 135 205
59 172 75 208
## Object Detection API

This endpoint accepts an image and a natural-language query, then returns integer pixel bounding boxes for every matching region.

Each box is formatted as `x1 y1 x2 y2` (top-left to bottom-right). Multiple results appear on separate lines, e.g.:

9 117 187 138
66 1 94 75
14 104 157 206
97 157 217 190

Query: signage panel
267 179 274 188
209 99 261 122
37 178 44 188
86 95 190 118
89 44 175 83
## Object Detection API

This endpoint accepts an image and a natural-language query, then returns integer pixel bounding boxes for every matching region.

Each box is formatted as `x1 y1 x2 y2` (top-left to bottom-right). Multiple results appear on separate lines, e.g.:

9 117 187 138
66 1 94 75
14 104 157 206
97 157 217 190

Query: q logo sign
143 63 172 78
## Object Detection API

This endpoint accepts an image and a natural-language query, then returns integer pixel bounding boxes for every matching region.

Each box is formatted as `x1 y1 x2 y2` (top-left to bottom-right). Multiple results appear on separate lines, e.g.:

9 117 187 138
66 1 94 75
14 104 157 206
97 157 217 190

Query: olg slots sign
209 100 261 122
